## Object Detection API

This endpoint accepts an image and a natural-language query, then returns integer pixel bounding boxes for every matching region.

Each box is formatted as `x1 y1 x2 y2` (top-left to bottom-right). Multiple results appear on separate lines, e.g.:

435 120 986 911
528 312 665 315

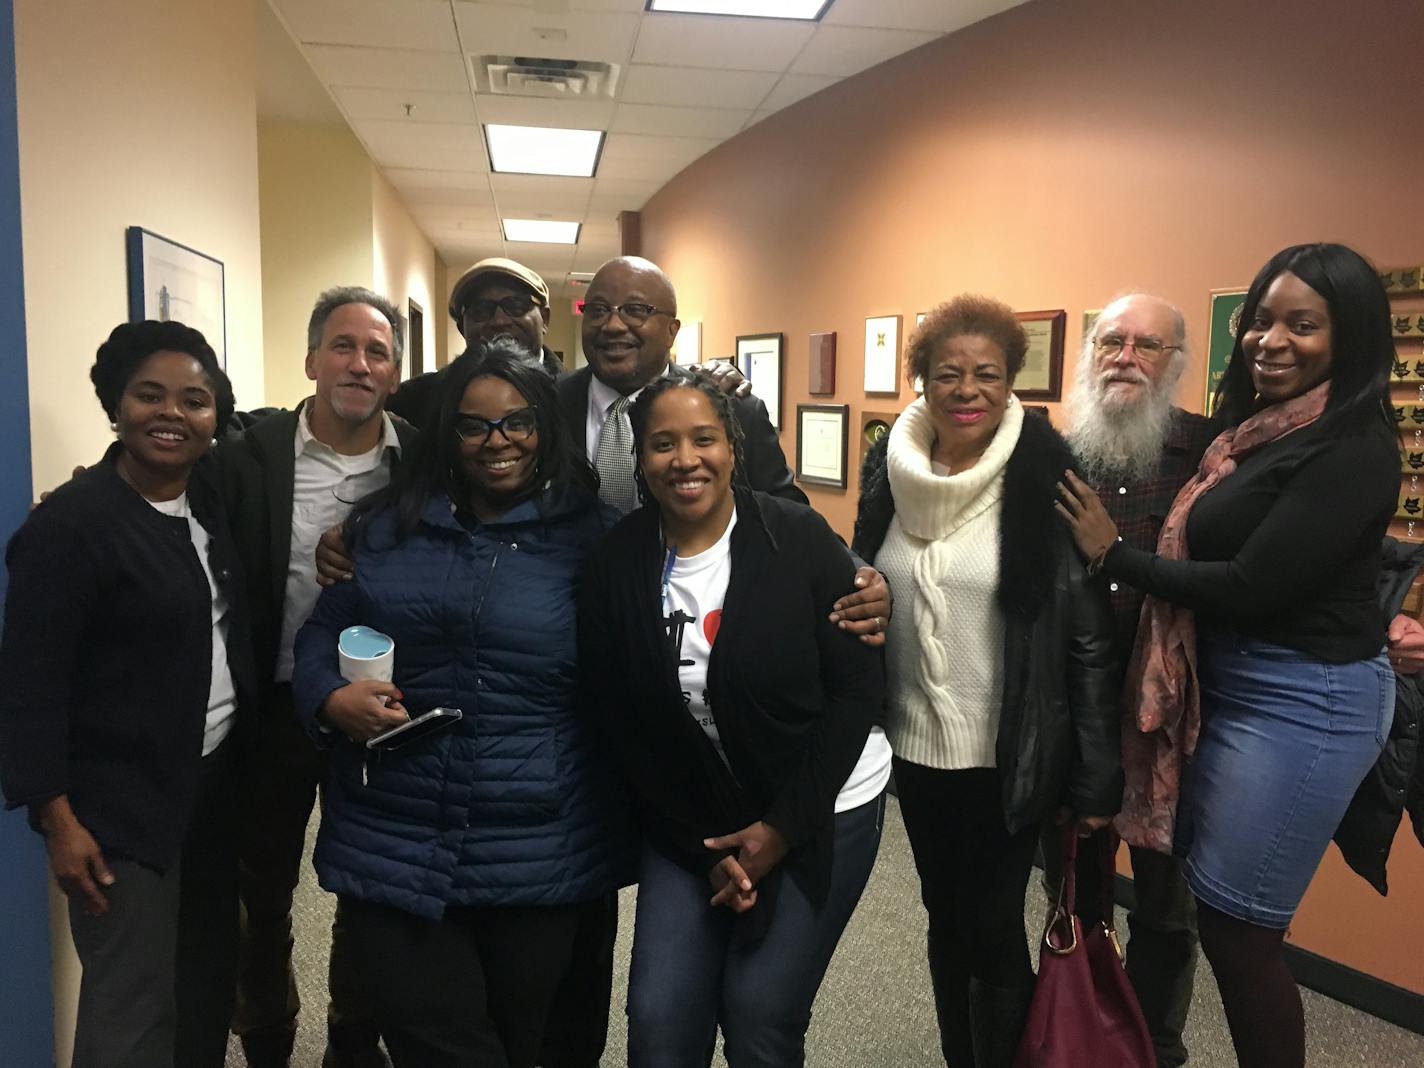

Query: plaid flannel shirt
1086 408 1221 652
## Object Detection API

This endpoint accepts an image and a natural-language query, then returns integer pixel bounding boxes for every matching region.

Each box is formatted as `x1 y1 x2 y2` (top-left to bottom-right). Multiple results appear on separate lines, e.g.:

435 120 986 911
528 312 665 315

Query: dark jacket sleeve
291 576 362 746
0 508 97 809
764 513 883 846
735 394 808 505
1061 551 1124 819
1104 434 1397 619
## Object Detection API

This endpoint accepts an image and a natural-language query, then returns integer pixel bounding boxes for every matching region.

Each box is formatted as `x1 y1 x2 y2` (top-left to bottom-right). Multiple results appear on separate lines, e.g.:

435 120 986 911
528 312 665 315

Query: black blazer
0 452 257 871
219 401 420 703
579 488 882 903
556 363 808 505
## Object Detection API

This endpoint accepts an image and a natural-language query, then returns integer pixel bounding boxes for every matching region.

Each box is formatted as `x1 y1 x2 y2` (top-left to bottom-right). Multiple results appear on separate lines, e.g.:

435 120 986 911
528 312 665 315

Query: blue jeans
626 795 884 1068
1179 630 1393 928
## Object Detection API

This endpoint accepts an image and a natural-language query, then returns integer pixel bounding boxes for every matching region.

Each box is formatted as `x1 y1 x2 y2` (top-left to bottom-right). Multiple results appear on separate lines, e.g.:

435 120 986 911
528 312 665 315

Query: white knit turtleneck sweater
876 394 1024 770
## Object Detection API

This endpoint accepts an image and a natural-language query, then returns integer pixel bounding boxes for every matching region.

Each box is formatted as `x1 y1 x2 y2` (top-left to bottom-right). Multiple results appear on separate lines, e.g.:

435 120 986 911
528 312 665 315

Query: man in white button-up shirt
223 286 415 1068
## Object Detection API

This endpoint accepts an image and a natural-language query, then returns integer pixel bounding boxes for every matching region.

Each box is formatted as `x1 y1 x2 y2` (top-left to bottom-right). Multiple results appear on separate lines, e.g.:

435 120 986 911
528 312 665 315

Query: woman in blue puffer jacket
291 340 628 1068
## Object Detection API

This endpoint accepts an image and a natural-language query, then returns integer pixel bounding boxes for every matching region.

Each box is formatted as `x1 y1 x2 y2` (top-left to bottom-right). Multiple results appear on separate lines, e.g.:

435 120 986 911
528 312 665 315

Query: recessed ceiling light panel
503 219 582 244
645 0 832 20
485 124 605 177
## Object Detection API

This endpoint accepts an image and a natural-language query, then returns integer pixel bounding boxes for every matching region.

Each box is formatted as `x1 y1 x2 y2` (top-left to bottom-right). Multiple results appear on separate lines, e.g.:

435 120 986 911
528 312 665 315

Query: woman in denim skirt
1057 242 1398 1068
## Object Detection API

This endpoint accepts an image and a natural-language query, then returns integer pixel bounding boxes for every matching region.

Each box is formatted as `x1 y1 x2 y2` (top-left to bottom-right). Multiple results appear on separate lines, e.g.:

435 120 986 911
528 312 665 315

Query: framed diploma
1013 309 1066 401
737 332 784 430
864 315 901 395
674 320 701 364
796 403 849 489
1204 288 1248 416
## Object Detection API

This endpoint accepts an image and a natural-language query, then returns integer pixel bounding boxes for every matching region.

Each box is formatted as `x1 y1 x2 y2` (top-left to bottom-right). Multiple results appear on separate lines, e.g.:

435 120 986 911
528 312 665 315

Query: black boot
239 1022 296 1068
968 977 1035 1068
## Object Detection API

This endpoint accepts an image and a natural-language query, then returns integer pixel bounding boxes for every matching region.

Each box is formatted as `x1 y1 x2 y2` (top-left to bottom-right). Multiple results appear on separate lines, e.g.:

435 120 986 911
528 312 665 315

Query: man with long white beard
1063 293 1424 1067
1062 293 1214 1068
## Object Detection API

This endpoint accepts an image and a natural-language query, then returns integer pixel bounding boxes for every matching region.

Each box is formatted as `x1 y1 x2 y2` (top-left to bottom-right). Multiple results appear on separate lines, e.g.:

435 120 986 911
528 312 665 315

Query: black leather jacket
853 410 1122 831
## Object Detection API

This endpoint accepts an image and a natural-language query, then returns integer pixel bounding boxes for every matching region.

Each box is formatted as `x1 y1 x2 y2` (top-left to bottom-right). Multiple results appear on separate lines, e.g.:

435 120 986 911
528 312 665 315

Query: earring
109 421 118 432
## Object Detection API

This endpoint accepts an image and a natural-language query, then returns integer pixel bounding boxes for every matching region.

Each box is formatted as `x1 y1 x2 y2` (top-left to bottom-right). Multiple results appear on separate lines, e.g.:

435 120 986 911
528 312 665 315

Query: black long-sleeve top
0 453 256 871
1103 412 1398 663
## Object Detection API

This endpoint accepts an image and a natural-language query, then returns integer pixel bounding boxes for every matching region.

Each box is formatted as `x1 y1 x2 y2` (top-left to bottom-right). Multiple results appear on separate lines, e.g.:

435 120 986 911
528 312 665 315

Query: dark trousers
69 745 239 1068
234 687 375 1062
1041 829 1198 1068
894 760 1037 1067
626 794 884 1067
341 896 583 1068
537 893 618 1068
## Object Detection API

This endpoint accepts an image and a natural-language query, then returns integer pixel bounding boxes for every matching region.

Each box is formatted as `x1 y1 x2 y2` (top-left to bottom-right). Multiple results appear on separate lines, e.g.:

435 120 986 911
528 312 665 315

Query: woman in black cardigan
579 376 887 1067
0 321 255 1068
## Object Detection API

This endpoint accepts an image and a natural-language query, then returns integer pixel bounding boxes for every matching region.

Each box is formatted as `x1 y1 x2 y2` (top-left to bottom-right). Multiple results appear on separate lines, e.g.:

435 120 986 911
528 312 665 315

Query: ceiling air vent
477 56 620 100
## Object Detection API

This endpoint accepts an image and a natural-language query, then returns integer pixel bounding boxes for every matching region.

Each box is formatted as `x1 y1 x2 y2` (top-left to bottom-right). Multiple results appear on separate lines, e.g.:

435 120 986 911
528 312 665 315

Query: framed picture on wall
125 226 227 367
737 332 784 430
860 409 899 469
864 315 901 395
808 331 836 394
1205 289 1248 416
674 320 701 364
796 403 849 489
1013 309 1066 401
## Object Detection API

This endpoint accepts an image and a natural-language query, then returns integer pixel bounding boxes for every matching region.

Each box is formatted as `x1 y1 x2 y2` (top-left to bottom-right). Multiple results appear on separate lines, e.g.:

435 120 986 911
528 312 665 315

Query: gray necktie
595 395 637 514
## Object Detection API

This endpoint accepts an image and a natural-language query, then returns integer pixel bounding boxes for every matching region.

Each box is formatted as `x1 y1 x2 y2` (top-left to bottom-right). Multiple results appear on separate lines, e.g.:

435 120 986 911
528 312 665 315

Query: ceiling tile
742 108 774 131
386 168 490 192
823 0 1026 33
757 72 839 113
789 26 939 77
398 185 498 208
351 118 489 170
454 4 640 65
601 132 720 163
573 242 620 272
630 13 815 71
472 95 616 129
487 173 595 198
611 103 751 138
620 65 779 109
494 190 596 217
460 0 646 12
333 87 478 124
273 0 458 51
304 45 469 93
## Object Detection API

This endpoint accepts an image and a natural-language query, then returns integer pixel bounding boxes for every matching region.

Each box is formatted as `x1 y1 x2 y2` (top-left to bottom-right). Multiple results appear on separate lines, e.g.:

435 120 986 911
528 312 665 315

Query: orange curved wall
641 0 1424 994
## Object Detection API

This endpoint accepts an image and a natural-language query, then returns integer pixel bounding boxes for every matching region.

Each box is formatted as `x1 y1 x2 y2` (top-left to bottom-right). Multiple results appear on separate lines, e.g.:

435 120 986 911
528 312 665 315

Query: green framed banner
1204 288 1248 416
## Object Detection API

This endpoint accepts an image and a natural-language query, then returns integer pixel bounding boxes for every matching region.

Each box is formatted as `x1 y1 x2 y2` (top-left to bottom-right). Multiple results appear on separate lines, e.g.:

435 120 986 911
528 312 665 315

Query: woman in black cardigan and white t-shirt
579 376 888 1068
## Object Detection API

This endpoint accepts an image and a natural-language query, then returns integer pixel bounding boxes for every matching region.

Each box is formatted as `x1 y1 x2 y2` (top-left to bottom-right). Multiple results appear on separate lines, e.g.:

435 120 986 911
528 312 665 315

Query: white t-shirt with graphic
662 507 892 813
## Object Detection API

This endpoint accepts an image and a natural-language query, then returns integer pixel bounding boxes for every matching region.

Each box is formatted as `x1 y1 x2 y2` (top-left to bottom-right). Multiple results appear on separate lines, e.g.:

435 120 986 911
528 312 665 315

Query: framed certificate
864 315 901 395
737 332 784 430
796 403 849 489
1205 288 1248 416
1013 309 1066 401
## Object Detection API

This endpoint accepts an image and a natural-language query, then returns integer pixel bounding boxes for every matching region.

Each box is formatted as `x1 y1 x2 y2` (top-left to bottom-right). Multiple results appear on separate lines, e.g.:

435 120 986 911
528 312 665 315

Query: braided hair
627 375 749 508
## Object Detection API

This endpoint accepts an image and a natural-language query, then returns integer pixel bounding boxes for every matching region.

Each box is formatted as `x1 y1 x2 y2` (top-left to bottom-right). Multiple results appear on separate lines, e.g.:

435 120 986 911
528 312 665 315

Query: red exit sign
572 298 585 316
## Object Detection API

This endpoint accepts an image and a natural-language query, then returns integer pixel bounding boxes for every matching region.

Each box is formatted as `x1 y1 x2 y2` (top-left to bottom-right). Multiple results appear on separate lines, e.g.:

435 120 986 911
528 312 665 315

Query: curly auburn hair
906 294 1029 386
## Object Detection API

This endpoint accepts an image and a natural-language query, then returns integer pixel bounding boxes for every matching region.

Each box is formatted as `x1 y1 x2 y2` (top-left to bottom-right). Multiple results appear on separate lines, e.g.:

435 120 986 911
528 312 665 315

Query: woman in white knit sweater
852 295 1121 1067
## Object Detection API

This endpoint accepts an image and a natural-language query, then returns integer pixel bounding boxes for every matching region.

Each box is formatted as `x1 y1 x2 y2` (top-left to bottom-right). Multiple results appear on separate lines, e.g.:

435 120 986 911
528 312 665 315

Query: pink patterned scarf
1113 380 1331 851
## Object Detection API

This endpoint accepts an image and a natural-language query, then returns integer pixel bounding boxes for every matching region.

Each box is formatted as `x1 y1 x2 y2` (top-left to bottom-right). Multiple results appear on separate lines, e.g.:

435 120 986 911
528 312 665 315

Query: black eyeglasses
454 406 538 445
1093 335 1179 361
464 295 539 322
581 301 674 327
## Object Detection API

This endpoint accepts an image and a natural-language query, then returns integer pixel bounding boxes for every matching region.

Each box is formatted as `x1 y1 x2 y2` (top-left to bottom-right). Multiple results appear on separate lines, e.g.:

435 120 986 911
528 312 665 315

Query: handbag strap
1042 823 1081 955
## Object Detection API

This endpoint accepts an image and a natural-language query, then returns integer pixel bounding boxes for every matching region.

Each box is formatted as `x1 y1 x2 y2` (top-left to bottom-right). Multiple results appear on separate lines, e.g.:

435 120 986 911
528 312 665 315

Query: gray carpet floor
226 796 1424 1066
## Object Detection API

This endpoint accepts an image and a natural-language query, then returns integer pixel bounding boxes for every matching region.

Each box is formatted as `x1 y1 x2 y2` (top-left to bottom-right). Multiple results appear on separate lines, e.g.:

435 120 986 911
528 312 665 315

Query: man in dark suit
559 255 805 508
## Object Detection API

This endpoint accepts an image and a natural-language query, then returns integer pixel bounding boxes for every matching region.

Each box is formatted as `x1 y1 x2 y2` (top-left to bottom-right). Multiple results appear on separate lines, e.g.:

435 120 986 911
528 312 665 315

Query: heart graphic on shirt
703 608 722 645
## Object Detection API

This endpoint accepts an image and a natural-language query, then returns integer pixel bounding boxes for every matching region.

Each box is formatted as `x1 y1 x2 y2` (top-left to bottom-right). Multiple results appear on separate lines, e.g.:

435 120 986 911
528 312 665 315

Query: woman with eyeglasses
290 338 629 1068
0 320 253 1068
580 376 888 1067
1058 243 1398 1068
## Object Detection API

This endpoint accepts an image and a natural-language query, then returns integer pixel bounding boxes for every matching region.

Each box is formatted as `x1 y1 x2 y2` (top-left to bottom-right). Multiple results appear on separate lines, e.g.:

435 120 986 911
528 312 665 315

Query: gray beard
1066 386 1177 484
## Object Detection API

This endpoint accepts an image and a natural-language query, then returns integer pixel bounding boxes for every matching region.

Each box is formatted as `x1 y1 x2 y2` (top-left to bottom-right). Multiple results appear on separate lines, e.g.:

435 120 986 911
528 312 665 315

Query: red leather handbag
1013 827 1155 1067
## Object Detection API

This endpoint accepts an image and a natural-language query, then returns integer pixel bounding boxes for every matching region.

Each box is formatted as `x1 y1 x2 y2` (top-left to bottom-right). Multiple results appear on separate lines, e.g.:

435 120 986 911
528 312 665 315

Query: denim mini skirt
1175 628 1393 928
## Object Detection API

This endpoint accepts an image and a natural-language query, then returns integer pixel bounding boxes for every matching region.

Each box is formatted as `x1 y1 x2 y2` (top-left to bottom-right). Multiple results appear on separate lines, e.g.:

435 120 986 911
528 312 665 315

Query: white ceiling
265 0 1027 297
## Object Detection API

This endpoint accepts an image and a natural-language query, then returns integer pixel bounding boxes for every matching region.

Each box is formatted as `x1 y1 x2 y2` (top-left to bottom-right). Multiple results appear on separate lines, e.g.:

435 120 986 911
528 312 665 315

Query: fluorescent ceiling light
645 0 832 20
485 124 604 177
503 219 581 244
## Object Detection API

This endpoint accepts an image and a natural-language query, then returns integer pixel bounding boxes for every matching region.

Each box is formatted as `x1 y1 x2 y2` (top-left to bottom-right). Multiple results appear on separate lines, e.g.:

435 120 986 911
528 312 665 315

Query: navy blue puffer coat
292 486 631 920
